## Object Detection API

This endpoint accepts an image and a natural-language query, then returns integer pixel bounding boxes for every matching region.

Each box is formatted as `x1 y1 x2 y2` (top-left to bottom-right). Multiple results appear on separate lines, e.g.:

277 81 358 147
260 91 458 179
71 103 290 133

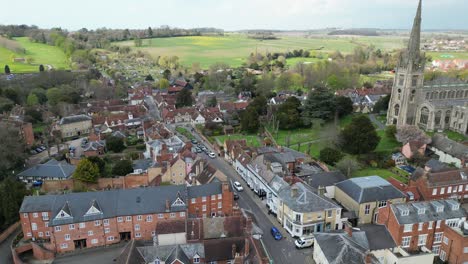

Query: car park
271 227 282 240
195 148 202 153
208 152 216 158
295 236 314 249
233 181 244 192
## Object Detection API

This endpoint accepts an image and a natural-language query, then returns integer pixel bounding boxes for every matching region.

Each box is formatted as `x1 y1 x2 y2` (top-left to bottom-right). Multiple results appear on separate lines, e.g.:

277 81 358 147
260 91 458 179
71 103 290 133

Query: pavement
369 113 386 130
188 127 312 264
0 227 20 264
53 242 127 264
144 95 161 121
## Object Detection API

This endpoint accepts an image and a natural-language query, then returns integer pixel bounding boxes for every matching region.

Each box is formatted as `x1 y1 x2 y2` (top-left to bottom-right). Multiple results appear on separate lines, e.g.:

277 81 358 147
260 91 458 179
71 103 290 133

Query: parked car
191 139 198 144
295 236 314 249
233 192 239 200
208 152 216 158
35 148 43 153
271 227 283 240
196 148 202 153
233 181 244 192
30 150 37 155
39 146 47 151
32 180 43 187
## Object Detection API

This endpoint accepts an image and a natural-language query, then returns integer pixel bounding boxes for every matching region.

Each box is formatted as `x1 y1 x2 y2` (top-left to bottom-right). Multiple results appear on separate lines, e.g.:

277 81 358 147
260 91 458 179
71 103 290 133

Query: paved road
0 228 20 264
144 96 161 121
53 242 127 264
369 113 386 130
189 128 310 264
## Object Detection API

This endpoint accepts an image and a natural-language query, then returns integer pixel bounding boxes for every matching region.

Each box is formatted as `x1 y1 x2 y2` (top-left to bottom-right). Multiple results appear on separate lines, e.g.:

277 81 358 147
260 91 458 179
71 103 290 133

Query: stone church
386 0 468 135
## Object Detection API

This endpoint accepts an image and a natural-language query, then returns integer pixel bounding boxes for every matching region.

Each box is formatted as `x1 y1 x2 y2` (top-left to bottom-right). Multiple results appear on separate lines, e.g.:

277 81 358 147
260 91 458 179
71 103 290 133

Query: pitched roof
392 199 465 225
156 219 186 235
358 224 396 250
411 167 468 187
302 171 347 189
137 243 204 264
431 133 468 159
17 159 76 179
278 182 340 213
335 176 406 203
204 237 245 262
425 159 450 172
59 114 92 125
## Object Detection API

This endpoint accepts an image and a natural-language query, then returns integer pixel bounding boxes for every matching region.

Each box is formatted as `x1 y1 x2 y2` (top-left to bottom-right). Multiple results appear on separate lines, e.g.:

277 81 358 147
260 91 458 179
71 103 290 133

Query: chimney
365 251 373 264
244 238 250 257
291 185 298 198
231 243 237 259
165 199 170 212
345 222 353 237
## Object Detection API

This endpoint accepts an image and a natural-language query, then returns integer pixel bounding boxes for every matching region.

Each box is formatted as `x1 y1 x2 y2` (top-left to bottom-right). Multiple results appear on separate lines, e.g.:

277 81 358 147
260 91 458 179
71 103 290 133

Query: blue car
271 227 282 240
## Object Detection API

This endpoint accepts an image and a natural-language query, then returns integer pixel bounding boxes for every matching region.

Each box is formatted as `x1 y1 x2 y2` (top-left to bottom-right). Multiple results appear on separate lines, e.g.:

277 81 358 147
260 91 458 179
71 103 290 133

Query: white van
295 236 314 249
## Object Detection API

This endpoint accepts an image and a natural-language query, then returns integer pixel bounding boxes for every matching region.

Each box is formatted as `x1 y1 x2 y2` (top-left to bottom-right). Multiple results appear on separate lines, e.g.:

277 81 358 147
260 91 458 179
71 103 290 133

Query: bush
135 144 146 150
319 147 343 165
106 136 126 152
112 159 133 176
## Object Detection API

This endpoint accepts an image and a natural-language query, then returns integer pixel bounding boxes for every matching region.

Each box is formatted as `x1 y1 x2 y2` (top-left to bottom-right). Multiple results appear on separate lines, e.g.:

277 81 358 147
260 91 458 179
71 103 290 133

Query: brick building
440 222 468 263
409 167 468 201
19 182 233 253
377 199 466 258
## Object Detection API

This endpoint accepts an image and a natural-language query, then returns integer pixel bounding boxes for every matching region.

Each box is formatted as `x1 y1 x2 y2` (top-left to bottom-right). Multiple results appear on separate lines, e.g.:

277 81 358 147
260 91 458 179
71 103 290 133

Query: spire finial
407 0 422 58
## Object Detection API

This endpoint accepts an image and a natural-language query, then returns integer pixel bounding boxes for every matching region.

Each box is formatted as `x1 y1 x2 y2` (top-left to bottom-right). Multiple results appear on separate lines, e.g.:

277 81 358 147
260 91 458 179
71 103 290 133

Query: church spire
407 0 422 59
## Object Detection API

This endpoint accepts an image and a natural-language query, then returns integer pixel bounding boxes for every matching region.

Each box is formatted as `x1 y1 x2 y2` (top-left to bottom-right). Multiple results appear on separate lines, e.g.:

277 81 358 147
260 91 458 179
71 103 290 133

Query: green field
0 37 69 73
352 168 408 183
214 134 262 147
376 130 400 153
117 34 406 68
427 52 468 60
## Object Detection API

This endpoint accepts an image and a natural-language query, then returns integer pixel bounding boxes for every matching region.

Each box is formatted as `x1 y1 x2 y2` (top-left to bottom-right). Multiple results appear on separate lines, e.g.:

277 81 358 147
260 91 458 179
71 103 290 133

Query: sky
0 0 467 31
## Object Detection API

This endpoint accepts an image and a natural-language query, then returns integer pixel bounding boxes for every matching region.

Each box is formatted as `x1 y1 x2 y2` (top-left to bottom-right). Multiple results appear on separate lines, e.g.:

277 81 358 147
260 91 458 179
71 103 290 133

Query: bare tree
396 125 431 144
336 156 360 178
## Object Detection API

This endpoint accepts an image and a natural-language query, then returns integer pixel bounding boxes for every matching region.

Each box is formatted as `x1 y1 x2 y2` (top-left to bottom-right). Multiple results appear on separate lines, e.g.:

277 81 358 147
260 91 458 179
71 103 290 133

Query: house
218 101 249 113
277 182 343 237
187 159 227 186
430 134 468 168
377 199 466 259
58 114 92 138
19 182 233 253
132 159 154 175
391 152 407 166
424 159 450 172
161 157 188 185
162 108 197 124
439 220 468 264
334 176 406 225
401 140 427 159
145 135 185 162
17 159 76 183
408 167 468 201
82 140 106 157
224 139 247 163
300 171 347 199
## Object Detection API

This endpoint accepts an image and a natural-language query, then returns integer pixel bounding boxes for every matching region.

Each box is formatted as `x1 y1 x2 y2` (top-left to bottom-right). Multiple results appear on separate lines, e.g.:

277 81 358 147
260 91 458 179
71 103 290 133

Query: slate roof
116 240 146 264
204 237 245 262
20 182 223 226
302 171 347 189
411 167 468 187
17 159 76 179
358 224 396 251
391 199 466 224
133 159 154 171
59 114 92 125
82 140 106 152
278 182 340 213
335 176 406 203
137 243 204 264
425 159 450 172
431 133 468 159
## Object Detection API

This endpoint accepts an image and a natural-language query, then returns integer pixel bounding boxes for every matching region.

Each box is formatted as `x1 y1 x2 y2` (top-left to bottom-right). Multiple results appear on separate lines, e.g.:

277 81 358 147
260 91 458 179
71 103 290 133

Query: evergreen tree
335 96 354 117
147 27 153 37
145 74 154 81
106 136 126 153
302 86 336 122
240 107 259 133
319 147 344 165
206 96 218 107
73 159 100 183
175 89 193 108
339 115 380 154
112 159 133 176
4 65 10 74
277 97 303 129
87 156 106 176
39 64 45 72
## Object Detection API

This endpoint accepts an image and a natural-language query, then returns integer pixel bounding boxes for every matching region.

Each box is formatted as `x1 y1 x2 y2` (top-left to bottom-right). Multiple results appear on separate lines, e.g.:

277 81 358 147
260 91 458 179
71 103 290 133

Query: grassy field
352 168 408 183
214 134 262 147
0 37 69 73
117 34 406 68
376 130 400 153
427 52 468 60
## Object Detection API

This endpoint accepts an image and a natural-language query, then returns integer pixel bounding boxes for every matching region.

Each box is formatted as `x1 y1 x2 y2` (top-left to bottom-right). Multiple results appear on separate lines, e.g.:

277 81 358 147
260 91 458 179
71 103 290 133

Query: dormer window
418 208 425 214
436 206 444 213
452 204 460 210
193 254 200 263
401 209 409 216
172 197 185 206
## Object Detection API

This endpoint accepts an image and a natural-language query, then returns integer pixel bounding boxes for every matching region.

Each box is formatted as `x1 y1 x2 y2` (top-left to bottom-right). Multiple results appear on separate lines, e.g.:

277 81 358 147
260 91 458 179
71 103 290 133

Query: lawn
376 130 400 153
444 130 468 142
116 34 406 68
0 37 69 73
175 127 195 140
214 134 262 147
427 51 468 61
352 167 408 184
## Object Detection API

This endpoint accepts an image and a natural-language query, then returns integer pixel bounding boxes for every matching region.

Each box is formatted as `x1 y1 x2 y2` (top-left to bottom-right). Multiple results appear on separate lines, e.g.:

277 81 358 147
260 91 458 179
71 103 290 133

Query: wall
0 222 20 243
313 241 330 264
441 226 468 264
158 233 186 246
382 248 435 264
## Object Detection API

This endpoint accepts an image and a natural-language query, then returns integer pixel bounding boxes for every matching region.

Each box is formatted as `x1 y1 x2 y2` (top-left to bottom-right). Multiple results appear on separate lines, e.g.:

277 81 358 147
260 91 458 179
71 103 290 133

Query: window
88 230 93 236
69 224 75 230
428 221 433 229
404 224 412 233
23 213 28 218
418 222 423 231
135 233 141 238
32 223 37 231
158 213 164 218
465 184 468 191
137 215 142 221
107 236 114 241
446 219 458 227
418 234 427 246
117 217 123 222
45 231 50 237
440 250 447 261
448 186 452 193
94 220 101 226
180 212 185 217
443 236 449 245
459 185 463 192
191 198 196 204
202 196 206 202
441 187 445 194
60 243 68 249
432 245 441 255
418 208 425 214
26 232 32 237
146 215 152 222
464 247 468 253
126 216 132 221
135 224 140 231
33 213 38 218
38 232 43 237
45 222 49 227
42 212 49 220
401 209 409 216
103 219 109 226
105 228 110 234
202 205 207 212
79 222 85 228
327 210 333 218
170 213 176 218
364 204 370 215
211 195 216 200
91 239 98 244
55 226 61 232
218 194 222 199
436 220 441 228
194 257 200 263
218 202 222 209
402 236 411 248
398 75 404 86
378 201 387 208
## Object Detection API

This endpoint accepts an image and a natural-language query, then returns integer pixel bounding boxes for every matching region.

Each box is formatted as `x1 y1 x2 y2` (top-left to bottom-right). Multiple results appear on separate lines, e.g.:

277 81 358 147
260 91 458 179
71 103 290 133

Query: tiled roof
204 237 245 262
335 176 406 203
302 171 346 189
17 159 76 179
391 199 466 224
431 133 468 159
156 219 186 234
412 167 468 187
358 224 396 250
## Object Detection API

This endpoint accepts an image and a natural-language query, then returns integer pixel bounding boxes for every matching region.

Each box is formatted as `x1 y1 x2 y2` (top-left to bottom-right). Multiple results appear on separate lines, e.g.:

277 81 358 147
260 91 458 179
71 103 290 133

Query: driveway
0 228 20 264
53 242 127 264
369 113 386 130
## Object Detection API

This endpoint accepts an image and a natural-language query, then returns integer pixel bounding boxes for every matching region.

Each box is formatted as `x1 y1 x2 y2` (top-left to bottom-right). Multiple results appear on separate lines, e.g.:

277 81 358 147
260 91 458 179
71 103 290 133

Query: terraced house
19 182 233 253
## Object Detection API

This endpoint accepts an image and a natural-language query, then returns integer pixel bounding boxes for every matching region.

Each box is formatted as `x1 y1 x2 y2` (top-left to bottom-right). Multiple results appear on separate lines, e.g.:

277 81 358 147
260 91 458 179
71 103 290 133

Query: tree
372 95 390 113
396 125 431 144
158 78 169 89
147 27 153 37
206 96 218 107
0 123 26 179
163 69 171 80
26 93 39 106
335 96 353 118
240 107 259 133
385 125 397 142
0 177 29 228
339 115 380 154
4 65 10 74
73 159 100 183
112 159 133 176
319 147 344 165
145 74 154 81
249 96 267 116
46 87 62 106
336 156 360 177
39 64 45 72
276 97 303 129
86 156 106 176
106 136 126 153
302 86 336 122
175 89 193 108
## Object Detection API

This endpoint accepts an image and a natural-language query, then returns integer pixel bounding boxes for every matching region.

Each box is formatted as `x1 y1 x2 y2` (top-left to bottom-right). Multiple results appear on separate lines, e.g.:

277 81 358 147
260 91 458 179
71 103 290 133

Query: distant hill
328 29 379 36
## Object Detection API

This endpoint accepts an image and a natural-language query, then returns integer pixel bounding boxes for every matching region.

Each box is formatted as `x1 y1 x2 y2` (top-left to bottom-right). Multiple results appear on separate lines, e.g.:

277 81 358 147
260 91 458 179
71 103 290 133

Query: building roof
204 237 245 262
358 224 397 251
133 159 154 172
17 159 76 179
411 167 468 187
391 199 466 225
335 176 406 203
59 114 92 125
278 182 340 213
425 159 450 172
20 182 223 226
431 133 468 159
137 243 204 264
155 219 186 235
302 171 347 189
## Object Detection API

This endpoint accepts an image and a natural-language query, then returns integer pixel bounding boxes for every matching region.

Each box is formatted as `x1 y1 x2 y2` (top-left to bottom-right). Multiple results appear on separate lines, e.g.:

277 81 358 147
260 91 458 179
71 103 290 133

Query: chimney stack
165 199 170 212
291 185 298 198
231 243 237 259
345 222 353 237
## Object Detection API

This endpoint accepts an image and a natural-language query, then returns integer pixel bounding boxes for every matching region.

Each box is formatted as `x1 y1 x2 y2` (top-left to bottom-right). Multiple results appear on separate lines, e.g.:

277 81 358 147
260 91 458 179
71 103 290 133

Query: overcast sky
0 0 466 31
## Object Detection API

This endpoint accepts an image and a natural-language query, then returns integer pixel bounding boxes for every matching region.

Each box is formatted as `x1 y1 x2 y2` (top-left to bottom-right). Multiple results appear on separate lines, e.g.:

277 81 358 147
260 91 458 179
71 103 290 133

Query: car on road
233 192 239 200
208 152 216 158
295 236 314 249
233 181 244 192
191 139 198 144
271 227 283 240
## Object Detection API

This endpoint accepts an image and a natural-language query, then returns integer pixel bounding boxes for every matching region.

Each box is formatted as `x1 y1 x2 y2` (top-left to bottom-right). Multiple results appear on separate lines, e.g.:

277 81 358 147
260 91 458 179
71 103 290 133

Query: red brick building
377 199 466 258
409 167 468 201
440 223 468 263
19 182 233 253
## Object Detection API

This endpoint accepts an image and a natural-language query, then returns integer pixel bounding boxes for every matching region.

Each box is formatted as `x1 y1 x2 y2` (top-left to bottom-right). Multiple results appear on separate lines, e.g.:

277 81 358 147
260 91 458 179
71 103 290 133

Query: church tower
387 0 425 126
